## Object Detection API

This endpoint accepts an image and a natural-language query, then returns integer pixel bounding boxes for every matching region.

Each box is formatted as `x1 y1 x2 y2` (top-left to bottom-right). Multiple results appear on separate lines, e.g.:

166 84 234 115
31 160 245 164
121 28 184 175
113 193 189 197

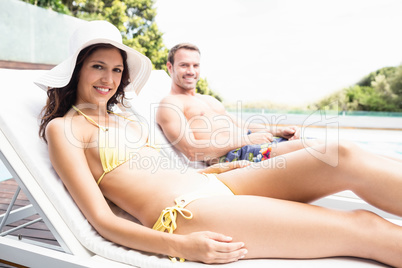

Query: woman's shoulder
47 112 88 131
46 116 89 149
46 117 65 131
46 115 83 140
44 117 68 140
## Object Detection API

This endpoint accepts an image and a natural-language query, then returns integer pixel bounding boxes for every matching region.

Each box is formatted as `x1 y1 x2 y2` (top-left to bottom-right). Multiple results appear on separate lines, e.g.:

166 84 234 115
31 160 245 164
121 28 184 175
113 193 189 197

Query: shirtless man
156 43 300 164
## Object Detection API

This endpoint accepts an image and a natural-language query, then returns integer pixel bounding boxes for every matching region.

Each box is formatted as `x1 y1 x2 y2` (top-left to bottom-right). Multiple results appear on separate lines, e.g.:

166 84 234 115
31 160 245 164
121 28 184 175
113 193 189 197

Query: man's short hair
168 43 201 65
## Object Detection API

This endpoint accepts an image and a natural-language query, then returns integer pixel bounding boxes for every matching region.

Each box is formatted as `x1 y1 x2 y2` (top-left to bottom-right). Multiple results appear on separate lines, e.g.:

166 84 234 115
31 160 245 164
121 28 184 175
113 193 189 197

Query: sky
154 0 402 107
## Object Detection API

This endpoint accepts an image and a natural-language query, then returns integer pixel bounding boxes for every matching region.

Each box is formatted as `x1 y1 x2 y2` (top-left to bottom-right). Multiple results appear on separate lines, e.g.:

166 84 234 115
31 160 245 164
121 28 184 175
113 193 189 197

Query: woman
37 20 402 266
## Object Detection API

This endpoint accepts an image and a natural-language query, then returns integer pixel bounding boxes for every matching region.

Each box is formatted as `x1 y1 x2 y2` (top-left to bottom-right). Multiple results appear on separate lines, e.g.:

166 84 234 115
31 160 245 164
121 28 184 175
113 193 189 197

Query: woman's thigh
270 138 323 157
174 195 375 259
217 142 348 202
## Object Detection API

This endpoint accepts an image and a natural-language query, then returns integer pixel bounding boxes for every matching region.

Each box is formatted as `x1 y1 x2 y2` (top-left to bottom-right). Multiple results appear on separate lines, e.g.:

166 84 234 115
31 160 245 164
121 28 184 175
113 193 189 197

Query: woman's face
76 47 123 107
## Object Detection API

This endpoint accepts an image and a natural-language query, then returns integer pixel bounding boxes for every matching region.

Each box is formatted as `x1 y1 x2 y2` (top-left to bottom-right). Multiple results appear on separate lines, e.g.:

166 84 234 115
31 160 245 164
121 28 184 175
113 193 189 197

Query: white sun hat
34 20 152 95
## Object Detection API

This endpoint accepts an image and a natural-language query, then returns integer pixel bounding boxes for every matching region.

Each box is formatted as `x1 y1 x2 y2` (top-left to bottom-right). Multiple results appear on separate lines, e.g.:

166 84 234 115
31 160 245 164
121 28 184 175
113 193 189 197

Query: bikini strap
108 110 137 122
107 109 160 150
72 105 108 132
72 105 160 150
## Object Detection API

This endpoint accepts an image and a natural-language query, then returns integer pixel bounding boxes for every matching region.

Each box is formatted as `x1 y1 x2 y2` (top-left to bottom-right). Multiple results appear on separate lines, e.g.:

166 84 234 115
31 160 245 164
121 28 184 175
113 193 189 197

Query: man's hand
278 126 300 140
243 131 274 145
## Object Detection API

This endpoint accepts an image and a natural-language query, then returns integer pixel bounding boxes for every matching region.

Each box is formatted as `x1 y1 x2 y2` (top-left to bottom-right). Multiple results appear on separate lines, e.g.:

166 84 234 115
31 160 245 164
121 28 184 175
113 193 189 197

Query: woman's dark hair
39 43 130 142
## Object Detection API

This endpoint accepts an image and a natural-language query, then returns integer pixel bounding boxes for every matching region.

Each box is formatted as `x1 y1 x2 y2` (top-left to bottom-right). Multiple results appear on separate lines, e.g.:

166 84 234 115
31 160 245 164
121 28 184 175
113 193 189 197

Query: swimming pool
303 127 402 158
237 111 402 158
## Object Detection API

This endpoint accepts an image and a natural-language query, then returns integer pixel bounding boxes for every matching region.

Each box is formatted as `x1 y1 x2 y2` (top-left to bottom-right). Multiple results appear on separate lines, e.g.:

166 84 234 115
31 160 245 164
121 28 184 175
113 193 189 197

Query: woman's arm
45 118 245 263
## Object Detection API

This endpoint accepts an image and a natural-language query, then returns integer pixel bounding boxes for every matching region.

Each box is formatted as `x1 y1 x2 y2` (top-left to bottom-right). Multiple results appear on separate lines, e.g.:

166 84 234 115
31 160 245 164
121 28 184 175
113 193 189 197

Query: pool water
302 127 402 158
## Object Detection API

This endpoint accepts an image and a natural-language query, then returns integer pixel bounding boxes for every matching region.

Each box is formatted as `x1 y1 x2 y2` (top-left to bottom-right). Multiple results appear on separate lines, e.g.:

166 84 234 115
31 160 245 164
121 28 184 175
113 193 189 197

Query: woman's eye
92 65 102 70
114 68 122 73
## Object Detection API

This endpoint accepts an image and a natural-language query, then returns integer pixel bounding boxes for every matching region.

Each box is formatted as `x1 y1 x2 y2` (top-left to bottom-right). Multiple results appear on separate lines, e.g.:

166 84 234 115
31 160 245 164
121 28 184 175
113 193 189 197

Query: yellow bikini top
72 105 158 185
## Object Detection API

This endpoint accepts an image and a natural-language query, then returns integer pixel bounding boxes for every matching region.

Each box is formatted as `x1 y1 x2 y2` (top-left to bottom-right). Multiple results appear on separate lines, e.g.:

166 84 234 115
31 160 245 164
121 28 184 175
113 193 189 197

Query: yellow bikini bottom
152 173 234 262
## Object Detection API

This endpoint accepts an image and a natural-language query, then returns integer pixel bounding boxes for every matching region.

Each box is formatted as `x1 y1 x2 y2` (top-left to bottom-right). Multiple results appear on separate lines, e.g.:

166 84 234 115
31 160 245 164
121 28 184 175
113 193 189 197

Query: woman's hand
176 231 247 264
199 160 251 174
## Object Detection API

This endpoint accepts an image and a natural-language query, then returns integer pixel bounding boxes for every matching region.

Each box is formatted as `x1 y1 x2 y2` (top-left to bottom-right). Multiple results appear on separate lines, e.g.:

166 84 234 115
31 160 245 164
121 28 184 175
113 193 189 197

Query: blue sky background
154 0 402 106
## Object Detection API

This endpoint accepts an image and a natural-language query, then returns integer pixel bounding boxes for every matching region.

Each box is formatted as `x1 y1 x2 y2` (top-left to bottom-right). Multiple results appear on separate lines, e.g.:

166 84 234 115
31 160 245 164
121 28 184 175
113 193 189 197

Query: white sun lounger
0 68 399 267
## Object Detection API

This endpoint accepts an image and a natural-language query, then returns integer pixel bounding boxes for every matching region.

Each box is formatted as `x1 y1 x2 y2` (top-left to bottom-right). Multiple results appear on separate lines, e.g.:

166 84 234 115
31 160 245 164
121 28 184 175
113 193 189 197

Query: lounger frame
0 129 134 267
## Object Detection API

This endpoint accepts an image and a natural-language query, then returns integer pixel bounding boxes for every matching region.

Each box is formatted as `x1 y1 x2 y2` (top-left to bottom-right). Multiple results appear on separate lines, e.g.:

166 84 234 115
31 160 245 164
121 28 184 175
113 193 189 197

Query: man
156 43 300 164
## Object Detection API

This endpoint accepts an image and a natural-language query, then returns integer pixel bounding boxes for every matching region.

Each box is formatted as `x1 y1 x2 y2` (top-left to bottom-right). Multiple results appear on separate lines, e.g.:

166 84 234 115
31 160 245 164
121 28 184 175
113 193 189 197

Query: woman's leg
218 140 402 216
271 138 402 163
269 138 323 157
176 195 402 267
380 154 402 163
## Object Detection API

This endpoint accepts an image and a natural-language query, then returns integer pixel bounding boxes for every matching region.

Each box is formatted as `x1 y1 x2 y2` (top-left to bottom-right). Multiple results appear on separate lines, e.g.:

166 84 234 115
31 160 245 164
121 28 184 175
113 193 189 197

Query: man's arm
226 112 269 132
227 111 300 140
156 96 265 162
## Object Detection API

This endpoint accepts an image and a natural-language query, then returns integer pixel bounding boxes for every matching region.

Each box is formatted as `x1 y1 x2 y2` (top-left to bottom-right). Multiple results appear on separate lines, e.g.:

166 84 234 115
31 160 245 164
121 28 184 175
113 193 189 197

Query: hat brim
34 38 152 95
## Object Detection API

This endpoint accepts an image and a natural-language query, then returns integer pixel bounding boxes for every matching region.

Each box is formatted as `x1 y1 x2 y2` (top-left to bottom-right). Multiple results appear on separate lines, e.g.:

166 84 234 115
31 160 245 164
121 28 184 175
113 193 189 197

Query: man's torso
178 94 246 144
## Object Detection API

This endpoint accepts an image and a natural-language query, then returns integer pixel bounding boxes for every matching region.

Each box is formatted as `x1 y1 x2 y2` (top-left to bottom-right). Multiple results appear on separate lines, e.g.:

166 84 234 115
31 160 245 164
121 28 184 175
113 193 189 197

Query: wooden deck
0 179 58 267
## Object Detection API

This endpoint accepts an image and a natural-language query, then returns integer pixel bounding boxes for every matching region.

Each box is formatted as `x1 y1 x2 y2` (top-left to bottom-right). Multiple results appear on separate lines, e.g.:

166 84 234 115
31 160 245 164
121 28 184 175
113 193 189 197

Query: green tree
313 64 402 112
23 0 71 14
196 78 222 102
23 0 222 100
389 66 402 109
309 90 347 111
357 66 398 87
23 0 168 70
346 85 385 111
74 0 169 70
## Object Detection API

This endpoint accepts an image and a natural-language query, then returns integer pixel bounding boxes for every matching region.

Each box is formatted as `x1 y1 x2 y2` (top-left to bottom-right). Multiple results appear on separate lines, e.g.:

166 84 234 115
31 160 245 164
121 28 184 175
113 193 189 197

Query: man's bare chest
182 97 213 119
184 104 208 119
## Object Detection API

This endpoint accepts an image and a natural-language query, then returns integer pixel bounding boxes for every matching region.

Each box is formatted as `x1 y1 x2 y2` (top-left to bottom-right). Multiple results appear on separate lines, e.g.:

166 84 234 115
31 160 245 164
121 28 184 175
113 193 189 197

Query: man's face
168 48 200 91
